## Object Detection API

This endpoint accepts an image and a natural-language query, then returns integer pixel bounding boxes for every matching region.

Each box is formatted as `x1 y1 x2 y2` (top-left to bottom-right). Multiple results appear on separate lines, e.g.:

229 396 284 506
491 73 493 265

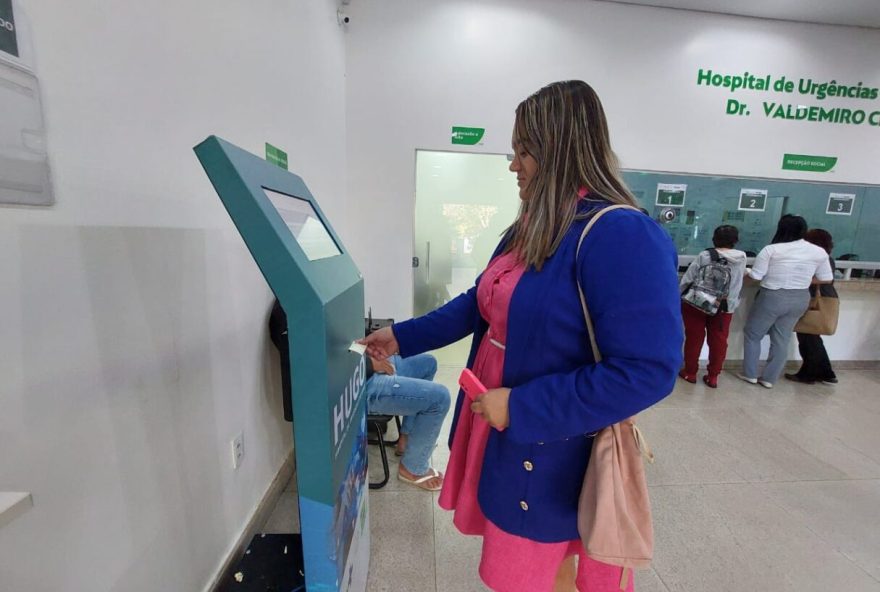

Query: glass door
413 150 519 365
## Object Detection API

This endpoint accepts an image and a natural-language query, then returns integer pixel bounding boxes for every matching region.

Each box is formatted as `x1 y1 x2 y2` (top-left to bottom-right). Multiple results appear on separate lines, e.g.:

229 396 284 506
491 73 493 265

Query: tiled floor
264 365 880 591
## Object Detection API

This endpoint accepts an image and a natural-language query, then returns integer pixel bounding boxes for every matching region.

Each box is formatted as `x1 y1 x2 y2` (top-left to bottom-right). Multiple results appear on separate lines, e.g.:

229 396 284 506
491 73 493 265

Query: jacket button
523 461 534 471
519 500 529 511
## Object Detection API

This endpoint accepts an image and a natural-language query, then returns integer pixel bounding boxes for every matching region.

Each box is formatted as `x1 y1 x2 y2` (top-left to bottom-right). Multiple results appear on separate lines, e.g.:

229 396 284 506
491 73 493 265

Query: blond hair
506 80 636 269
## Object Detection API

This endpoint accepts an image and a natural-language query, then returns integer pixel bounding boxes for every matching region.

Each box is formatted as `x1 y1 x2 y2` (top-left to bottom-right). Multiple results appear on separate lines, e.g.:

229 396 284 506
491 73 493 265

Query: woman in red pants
679 225 747 388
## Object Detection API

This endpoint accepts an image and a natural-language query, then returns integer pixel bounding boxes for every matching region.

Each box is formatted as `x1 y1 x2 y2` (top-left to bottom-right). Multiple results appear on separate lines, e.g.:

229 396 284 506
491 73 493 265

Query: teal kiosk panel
194 136 368 592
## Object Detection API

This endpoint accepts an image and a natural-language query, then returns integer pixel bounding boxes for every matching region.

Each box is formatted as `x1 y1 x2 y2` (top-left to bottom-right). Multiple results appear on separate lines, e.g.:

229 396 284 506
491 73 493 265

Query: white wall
0 1 349 591
344 0 880 358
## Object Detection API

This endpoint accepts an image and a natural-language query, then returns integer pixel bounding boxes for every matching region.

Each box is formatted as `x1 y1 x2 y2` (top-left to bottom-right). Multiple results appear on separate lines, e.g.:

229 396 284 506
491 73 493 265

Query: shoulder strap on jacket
575 204 639 363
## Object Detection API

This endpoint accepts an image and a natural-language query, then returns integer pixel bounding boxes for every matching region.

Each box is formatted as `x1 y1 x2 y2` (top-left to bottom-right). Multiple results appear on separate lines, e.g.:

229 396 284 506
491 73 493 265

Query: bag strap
576 204 655 465
575 204 638 363
632 423 655 463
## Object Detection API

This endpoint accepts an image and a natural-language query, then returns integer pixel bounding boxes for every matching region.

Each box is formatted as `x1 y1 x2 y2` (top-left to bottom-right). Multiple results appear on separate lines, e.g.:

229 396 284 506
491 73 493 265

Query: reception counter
678 256 880 364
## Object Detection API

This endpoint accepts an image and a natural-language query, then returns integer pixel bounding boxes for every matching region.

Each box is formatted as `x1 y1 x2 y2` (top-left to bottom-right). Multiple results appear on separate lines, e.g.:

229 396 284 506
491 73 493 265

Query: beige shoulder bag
575 205 656 590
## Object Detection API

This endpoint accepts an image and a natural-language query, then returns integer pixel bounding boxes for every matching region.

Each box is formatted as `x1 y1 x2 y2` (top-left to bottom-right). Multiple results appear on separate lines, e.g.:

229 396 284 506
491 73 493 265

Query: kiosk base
220 533 306 592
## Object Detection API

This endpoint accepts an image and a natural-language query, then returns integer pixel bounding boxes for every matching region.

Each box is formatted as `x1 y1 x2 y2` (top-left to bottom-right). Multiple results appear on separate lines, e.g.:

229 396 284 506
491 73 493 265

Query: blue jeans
365 353 450 475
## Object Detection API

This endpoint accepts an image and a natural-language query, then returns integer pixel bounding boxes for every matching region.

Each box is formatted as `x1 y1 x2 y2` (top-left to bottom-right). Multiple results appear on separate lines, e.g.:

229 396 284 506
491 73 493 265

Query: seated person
269 299 450 492
365 353 450 491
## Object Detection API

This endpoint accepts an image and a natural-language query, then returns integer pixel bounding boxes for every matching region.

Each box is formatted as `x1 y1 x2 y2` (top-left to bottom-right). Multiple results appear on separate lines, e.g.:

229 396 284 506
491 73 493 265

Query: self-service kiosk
195 136 369 592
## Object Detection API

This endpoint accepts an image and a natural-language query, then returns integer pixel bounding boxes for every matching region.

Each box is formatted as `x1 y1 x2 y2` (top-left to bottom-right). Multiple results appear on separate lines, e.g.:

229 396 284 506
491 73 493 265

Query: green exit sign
451 126 484 145
265 143 288 170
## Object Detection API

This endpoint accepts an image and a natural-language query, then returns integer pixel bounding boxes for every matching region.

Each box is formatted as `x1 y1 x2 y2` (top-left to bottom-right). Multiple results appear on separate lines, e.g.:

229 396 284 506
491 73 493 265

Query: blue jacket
393 199 683 542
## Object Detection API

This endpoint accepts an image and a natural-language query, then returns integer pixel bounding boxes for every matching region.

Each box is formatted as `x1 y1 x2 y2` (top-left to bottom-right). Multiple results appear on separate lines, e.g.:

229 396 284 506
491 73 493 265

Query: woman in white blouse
739 215 833 388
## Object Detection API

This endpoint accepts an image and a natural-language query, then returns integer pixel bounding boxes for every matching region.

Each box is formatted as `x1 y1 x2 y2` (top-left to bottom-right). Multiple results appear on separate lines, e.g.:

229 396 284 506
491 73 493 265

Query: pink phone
459 369 488 401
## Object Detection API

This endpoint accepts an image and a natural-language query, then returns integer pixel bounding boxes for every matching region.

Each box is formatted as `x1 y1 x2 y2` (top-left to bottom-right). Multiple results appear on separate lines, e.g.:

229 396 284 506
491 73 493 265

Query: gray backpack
681 249 731 315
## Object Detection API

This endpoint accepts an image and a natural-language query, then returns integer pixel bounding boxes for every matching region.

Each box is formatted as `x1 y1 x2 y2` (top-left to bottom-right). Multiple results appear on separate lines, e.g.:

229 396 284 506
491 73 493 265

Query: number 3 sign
827 193 855 216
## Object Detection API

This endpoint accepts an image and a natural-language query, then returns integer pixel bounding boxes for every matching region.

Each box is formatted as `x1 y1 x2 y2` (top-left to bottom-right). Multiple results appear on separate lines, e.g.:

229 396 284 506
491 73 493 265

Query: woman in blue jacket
364 81 682 592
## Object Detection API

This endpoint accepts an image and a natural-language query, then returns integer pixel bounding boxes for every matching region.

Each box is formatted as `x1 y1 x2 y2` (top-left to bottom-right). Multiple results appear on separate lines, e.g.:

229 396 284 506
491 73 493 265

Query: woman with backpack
679 225 747 388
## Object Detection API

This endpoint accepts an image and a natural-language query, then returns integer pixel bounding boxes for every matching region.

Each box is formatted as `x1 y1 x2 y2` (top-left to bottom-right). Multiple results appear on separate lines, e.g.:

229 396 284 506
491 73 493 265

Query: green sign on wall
0 0 18 57
265 143 288 170
451 126 484 145
696 68 880 129
782 153 837 173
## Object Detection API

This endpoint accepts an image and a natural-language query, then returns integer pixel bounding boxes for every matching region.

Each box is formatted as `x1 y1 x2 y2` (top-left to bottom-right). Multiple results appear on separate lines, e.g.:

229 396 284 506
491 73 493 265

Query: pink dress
438 251 634 592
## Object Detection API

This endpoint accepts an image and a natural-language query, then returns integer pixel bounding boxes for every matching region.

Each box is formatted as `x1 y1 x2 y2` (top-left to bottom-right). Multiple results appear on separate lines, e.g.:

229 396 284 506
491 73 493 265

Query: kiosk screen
264 188 341 261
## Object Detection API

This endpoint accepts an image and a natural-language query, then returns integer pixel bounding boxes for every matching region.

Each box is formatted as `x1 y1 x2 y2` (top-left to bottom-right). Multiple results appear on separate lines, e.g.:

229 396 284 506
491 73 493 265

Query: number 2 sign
738 189 768 212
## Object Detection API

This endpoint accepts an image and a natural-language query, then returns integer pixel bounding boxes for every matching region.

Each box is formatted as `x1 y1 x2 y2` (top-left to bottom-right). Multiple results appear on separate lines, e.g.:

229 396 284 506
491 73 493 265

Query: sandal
397 468 443 491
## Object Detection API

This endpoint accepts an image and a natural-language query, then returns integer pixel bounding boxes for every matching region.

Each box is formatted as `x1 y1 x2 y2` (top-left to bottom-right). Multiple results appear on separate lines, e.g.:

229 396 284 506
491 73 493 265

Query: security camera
659 207 677 223
337 9 350 25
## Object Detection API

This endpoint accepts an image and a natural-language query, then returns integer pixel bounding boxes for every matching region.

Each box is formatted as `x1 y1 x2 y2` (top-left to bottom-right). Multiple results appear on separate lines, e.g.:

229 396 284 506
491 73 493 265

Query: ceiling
596 0 880 29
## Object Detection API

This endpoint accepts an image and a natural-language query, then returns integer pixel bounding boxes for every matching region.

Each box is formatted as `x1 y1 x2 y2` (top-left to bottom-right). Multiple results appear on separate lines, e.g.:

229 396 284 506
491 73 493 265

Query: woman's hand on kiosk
470 388 511 430
360 327 399 360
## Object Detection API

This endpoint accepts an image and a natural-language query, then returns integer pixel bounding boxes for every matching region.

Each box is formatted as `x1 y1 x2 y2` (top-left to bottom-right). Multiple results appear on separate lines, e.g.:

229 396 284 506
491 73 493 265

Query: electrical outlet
231 432 244 470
